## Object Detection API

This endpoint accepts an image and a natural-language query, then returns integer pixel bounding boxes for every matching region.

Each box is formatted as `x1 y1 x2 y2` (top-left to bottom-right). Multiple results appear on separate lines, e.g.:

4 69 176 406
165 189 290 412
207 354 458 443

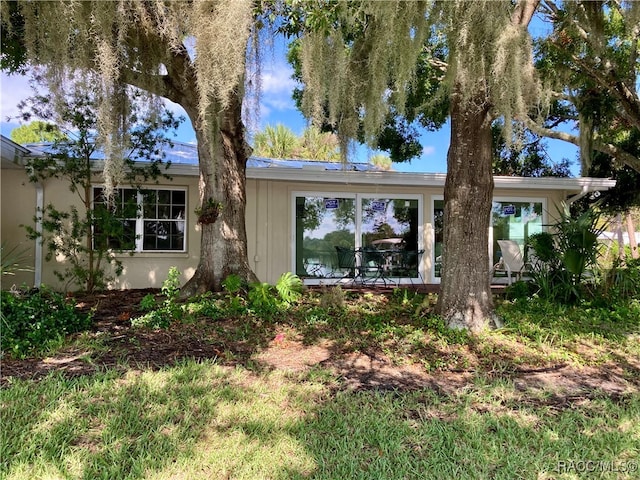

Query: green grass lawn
2 288 639 479
2 361 639 480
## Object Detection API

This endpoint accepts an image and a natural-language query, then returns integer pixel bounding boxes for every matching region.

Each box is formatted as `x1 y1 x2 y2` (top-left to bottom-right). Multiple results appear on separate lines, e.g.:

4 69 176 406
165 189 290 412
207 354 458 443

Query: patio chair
494 240 529 285
334 246 358 283
361 247 395 285
391 249 425 285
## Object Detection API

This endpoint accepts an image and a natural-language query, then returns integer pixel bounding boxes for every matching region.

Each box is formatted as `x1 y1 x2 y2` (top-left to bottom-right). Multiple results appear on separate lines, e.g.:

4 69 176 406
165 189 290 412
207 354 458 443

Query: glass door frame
491 196 547 266
431 195 443 284
430 195 547 284
292 191 424 285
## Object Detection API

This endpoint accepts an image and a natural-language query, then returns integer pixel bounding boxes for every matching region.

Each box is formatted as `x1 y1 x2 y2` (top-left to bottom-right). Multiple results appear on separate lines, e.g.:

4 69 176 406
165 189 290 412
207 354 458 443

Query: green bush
132 267 183 329
526 206 606 303
503 280 535 301
1 287 92 358
599 258 640 302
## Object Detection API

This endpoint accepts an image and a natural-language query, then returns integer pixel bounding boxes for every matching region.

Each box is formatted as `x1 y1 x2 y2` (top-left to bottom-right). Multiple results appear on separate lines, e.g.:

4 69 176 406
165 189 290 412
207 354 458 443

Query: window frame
92 186 188 253
291 191 423 284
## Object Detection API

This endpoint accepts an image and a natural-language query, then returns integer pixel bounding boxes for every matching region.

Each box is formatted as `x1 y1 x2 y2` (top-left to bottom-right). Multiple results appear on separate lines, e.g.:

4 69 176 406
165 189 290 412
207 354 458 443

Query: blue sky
0 32 580 175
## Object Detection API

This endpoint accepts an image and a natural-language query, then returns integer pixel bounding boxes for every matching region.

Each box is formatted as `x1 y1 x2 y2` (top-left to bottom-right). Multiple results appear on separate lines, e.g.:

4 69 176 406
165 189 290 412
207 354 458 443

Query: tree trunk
180 90 258 297
437 91 497 332
625 211 639 259
616 213 625 260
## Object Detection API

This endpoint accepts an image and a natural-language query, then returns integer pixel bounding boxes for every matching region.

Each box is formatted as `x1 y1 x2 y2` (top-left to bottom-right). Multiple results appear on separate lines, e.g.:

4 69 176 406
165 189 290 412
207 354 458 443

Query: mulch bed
2 289 638 402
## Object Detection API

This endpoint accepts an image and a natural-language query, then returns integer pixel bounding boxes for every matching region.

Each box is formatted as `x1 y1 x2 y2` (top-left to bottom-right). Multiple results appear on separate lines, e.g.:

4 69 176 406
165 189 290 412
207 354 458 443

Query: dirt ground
2 289 638 402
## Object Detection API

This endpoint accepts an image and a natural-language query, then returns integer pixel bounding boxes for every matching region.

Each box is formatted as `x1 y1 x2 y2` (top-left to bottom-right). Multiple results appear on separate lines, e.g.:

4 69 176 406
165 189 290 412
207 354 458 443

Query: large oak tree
292 0 540 330
2 0 260 295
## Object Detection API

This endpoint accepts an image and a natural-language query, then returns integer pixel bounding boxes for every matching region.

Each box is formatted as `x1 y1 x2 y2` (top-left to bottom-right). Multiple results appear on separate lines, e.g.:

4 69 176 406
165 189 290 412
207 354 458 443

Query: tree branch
511 0 540 27
427 57 448 73
525 118 640 173
119 68 171 97
570 54 640 131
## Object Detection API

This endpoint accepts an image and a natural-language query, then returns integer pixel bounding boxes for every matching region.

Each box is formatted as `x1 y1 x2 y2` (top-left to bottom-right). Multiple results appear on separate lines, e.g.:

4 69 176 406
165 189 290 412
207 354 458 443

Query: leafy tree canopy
10 120 65 144
252 123 341 161
532 0 640 174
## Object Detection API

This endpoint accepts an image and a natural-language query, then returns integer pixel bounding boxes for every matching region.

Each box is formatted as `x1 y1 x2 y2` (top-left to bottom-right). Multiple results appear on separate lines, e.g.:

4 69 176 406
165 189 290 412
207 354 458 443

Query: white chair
494 240 529 285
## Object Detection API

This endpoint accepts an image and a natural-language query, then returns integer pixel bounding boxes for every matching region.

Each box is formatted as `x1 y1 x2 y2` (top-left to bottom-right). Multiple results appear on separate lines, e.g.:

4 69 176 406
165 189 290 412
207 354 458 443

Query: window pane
143 204 156 218
142 191 157 218
143 219 184 251
361 199 418 248
360 198 420 278
172 205 185 219
92 187 136 251
157 190 171 204
93 188 104 202
123 189 137 204
434 200 444 278
157 205 171 219
172 190 185 205
492 201 543 264
295 196 355 278
122 220 137 248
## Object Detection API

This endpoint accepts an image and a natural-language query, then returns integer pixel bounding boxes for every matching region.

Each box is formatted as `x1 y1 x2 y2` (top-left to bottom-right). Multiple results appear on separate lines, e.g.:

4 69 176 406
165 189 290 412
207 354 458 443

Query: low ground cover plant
1 287 92 358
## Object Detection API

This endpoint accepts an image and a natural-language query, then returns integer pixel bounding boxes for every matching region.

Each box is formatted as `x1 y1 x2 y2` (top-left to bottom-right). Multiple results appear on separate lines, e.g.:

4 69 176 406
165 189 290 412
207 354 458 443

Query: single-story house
1 135 616 290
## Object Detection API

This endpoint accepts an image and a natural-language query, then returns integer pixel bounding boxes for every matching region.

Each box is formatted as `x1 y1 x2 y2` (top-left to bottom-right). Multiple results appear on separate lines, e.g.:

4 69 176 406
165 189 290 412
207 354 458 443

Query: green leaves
275 271 304 306
526 205 607 303
1 288 92 358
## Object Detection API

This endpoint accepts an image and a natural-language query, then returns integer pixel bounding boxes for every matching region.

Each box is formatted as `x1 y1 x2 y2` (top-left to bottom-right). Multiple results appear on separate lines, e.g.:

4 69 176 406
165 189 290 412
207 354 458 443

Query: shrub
222 274 245 294
132 267 183 329
1 287 92 358
599 258 640 302
247 273 304 317
526 206 606 303
504 280 535 301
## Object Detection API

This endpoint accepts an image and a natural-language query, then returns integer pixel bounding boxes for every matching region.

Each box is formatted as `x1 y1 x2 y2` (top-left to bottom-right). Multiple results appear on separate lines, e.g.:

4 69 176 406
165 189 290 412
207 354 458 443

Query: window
491 199 544 265
93 187 186 252
293 193 422 281
431 196 544 281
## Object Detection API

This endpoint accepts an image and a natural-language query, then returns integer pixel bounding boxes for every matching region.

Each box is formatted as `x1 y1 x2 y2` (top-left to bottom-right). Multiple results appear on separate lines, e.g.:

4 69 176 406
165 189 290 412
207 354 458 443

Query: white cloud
256 60 300 118
0 72 35 122
422 146 436 156
263 96 295 112
260 61 298 94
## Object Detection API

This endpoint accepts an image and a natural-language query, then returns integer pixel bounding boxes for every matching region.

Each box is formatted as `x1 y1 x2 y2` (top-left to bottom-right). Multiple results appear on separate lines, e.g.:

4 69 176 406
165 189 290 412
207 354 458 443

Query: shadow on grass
1 360 321 479
288 385 640 480
3 355 639 480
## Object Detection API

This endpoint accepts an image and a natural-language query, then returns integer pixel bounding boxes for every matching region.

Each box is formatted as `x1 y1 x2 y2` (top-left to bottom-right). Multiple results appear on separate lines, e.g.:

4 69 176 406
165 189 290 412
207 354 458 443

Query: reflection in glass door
295 196 355 278
432 198 543 281
433 199 444 280
360 197 421 279
491 200 543 265
295 193 422 282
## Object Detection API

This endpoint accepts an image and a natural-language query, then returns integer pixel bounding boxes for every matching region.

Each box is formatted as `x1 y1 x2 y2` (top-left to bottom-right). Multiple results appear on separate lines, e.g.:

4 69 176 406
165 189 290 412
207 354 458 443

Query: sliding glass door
491 199 544 265
294 193 422 282
431 196 545 282
294 195 356 278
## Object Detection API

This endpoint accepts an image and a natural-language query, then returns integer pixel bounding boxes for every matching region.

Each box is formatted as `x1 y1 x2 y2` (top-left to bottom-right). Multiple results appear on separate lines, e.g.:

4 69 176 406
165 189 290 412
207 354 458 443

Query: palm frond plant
526 205 607 303
0 242 34 277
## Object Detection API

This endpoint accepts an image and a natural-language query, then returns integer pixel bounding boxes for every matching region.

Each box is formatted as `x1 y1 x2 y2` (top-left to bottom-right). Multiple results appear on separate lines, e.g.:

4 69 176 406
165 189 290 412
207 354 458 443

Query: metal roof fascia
493 175 616 191
1 135 31 165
